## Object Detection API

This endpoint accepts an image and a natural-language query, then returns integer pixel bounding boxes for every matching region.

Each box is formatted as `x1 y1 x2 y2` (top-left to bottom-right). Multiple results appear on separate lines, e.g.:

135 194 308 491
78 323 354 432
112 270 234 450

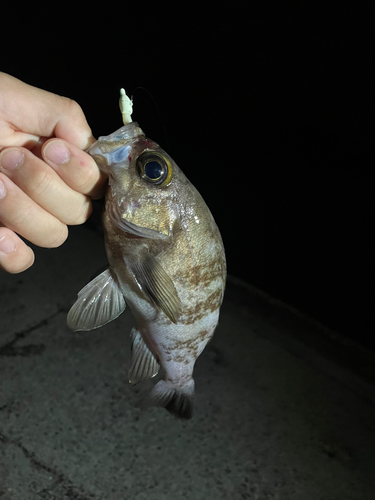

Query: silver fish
67 119 226 419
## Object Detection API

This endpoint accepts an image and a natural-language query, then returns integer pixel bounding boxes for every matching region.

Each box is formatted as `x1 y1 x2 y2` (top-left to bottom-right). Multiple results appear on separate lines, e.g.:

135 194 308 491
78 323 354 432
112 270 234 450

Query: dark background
2 3 374 348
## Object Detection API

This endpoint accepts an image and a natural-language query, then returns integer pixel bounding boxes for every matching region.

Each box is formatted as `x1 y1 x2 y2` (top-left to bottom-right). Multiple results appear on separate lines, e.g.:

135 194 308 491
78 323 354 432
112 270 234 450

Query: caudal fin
139 379 195 420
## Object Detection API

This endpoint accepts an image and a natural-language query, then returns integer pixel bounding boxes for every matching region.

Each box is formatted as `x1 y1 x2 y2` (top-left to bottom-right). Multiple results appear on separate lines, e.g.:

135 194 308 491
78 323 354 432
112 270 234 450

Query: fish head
87 122 145 176
87 122 183 239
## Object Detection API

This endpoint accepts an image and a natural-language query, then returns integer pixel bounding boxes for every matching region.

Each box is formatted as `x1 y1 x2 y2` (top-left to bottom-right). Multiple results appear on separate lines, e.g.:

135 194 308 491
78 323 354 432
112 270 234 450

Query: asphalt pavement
1 224 375 500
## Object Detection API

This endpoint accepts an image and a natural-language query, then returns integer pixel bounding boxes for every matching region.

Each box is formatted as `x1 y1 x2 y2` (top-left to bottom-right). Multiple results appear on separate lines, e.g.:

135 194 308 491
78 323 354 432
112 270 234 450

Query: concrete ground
1 224 375 500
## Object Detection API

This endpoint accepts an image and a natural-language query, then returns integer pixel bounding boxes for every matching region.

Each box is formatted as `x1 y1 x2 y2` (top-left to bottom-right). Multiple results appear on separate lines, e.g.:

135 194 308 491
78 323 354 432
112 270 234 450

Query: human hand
0 72 106 273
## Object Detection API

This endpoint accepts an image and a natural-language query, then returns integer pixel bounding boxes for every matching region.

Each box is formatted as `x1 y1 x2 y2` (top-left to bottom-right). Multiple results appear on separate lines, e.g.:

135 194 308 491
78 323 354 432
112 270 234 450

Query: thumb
0 72 95 150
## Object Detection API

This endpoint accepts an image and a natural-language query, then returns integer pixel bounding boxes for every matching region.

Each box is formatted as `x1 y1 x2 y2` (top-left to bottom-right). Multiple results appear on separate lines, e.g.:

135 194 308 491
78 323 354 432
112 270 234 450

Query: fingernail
0 149 24 170
44 141 70 165
0 179 6 199
0 235 15 254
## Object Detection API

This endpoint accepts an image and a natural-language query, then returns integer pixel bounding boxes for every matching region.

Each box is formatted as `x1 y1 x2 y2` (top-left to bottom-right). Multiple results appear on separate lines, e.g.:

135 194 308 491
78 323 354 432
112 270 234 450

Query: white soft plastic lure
67 89 226 419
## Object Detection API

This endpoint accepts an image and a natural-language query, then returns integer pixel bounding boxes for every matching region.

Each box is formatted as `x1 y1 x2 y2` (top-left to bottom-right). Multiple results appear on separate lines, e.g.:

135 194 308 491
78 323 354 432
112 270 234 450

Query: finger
0 72 95 150
42 139 107 199
0 226 35 273
0 147 92 225
0 173 68 248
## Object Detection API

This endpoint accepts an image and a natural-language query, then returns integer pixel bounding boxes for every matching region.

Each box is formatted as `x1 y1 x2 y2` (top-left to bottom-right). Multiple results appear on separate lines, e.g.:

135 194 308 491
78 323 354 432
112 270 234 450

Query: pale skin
0 72 106 273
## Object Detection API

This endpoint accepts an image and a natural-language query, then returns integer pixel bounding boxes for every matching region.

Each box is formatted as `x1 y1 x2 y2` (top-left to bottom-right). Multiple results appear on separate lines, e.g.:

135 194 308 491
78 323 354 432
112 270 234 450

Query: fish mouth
86 122 144 154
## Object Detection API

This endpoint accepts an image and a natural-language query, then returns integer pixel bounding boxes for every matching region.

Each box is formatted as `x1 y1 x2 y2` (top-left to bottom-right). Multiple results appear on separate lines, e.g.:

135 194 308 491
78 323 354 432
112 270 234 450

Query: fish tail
139 379 195 420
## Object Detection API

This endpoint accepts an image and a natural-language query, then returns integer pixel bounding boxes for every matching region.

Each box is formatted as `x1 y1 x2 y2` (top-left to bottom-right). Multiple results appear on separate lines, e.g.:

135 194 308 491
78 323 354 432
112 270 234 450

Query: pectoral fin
67 268 126 331
127 254 182 324
129 328 160 384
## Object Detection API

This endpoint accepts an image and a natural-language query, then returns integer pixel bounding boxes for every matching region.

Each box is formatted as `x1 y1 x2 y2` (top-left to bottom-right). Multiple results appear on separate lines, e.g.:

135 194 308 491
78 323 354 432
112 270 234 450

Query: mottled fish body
68 121 226 419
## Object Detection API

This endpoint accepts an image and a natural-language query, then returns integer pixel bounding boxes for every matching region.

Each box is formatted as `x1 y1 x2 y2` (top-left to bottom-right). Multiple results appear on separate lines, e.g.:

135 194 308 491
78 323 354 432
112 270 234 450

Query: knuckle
77 166 98 193
47 224 68 248
33 169 57 198
11 202 35 227
66 199 92 225
62 97 84 119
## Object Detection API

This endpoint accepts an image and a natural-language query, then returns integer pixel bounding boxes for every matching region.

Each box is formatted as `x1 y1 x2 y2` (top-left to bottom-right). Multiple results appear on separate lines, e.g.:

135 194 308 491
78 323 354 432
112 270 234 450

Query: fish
67 119 226 419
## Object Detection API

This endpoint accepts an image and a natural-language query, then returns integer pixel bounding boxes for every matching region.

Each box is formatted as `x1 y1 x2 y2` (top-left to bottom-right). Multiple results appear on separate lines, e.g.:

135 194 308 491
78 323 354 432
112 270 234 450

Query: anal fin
129 328 160 384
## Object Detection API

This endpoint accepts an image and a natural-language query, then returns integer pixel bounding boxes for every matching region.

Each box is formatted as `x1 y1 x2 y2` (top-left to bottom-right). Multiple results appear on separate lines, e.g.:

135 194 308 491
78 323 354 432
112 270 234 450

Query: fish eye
136 151 172 186
145 161 164 180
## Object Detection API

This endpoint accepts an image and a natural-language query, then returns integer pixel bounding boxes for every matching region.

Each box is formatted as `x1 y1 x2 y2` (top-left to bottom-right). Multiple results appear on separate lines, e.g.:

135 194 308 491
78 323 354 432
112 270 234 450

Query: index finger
0 72 95 150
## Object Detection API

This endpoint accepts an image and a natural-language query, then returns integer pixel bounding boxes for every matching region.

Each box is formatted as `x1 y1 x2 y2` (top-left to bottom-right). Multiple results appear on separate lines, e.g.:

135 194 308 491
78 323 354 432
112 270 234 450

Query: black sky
2 2 374 347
